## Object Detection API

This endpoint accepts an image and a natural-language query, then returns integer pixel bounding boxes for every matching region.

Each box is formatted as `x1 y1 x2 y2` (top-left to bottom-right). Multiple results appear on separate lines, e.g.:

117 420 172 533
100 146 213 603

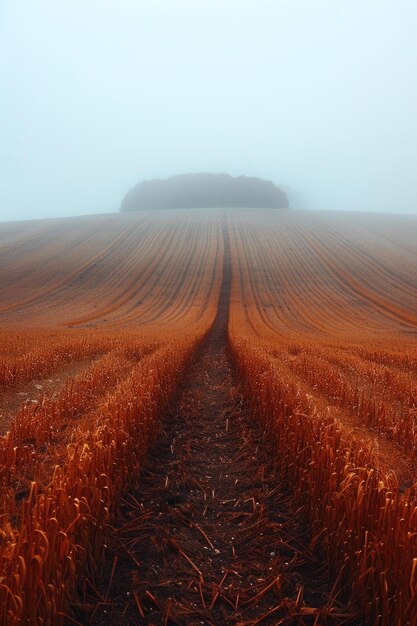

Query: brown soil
75 227 359 626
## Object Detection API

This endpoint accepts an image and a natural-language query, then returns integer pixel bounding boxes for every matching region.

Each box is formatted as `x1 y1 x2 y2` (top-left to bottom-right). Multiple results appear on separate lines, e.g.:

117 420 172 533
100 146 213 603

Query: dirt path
82 226 358 625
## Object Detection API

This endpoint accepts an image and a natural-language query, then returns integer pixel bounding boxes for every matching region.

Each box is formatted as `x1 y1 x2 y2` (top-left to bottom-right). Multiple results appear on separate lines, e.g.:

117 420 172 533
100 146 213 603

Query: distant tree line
120 173 289 211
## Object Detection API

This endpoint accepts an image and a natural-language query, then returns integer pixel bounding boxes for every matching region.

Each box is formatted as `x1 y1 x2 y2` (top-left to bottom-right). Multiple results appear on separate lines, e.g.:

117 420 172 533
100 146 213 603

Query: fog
1 0 417 222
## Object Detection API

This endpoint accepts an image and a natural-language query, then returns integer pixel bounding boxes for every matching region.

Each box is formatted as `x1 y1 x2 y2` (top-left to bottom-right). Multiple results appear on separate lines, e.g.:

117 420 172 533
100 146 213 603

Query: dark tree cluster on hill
120 173 289 211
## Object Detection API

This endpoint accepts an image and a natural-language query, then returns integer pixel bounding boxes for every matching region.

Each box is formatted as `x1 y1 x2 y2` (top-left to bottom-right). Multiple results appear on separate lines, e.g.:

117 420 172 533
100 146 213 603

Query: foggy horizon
1 0 417 222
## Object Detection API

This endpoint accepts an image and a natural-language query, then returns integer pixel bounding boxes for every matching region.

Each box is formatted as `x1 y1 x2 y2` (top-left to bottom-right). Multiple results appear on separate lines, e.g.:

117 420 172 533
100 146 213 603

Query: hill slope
1 208 416 334
2 208 417 625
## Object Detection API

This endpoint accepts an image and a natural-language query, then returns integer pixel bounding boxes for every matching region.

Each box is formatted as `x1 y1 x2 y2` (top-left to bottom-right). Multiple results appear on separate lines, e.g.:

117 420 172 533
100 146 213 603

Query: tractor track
80 221 358 625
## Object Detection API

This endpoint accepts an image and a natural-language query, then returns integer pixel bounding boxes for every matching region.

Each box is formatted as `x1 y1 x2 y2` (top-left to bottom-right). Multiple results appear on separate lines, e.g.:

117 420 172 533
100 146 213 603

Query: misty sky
1 0 417 221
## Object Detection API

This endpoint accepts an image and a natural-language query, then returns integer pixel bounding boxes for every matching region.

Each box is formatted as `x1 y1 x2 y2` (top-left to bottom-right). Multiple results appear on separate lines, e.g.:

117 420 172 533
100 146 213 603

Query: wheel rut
84 222 358 625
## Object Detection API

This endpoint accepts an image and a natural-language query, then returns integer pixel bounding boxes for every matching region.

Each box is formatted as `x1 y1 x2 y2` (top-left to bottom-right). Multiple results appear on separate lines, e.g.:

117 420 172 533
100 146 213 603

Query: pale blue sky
1 0 417 221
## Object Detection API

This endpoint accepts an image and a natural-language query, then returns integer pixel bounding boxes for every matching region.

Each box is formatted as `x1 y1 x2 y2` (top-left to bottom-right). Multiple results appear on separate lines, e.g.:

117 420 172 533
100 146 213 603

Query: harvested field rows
0 208 416 625
228 210 417 625
0 211 222 329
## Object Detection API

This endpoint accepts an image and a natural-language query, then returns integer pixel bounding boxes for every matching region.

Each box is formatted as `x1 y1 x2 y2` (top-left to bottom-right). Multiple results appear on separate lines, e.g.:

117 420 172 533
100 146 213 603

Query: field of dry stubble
0 208 417 625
